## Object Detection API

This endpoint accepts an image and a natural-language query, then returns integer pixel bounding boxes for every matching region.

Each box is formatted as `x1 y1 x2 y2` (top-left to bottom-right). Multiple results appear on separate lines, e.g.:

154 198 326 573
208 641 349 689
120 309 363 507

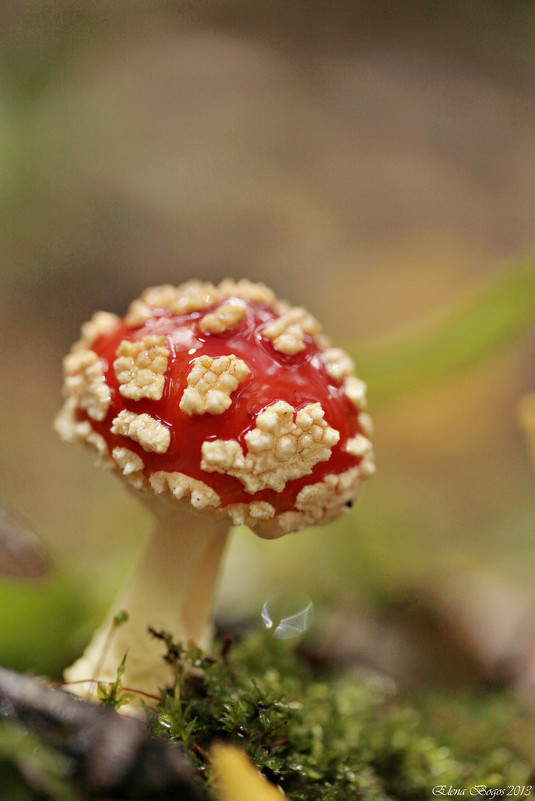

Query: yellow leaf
211 743 287 801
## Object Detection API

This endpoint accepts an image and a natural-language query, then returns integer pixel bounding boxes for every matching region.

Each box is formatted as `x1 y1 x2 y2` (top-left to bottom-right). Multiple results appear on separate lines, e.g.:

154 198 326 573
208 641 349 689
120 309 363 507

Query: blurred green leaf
0 572 89 677
355 253 535 403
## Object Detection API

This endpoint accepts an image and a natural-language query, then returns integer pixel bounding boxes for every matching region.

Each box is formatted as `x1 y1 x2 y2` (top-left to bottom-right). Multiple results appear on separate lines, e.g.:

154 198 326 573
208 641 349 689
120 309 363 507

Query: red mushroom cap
56 280 374 537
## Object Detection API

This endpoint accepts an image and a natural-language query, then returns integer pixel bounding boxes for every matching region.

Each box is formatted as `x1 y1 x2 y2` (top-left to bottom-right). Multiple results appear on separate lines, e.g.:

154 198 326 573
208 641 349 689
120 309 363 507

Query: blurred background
2 0 535 749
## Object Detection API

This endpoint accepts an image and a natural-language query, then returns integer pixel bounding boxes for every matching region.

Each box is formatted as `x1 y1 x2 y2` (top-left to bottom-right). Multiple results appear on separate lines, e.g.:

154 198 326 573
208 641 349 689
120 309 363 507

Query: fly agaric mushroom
55 279 374 698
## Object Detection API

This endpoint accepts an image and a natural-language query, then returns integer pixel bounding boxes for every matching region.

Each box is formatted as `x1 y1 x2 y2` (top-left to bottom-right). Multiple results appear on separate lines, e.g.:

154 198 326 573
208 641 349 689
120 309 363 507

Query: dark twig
0 666 207 800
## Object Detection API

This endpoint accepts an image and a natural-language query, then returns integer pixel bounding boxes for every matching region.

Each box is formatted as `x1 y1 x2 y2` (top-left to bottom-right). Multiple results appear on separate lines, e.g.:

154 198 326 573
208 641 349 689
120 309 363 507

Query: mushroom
55 279 374 699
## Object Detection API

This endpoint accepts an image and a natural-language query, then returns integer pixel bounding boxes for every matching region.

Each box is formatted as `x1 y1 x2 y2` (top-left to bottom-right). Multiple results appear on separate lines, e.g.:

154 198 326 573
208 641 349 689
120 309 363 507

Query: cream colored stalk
64 503 229 700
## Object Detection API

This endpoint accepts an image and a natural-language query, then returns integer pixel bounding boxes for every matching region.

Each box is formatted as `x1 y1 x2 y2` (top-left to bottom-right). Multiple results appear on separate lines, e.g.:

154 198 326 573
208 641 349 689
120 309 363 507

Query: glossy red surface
79 301 364 512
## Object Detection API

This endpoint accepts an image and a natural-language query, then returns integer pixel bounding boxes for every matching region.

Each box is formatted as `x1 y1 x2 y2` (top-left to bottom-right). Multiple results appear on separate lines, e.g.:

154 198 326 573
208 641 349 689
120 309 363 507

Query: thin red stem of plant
57 678 161 702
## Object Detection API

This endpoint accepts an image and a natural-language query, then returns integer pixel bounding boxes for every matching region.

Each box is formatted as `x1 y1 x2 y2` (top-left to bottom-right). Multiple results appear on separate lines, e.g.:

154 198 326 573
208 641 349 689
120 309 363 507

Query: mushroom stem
64 507 230 700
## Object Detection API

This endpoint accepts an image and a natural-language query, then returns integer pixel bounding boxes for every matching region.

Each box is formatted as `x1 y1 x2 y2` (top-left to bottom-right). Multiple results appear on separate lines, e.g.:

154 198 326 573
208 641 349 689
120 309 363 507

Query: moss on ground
2 631 534 800
145 631 534 799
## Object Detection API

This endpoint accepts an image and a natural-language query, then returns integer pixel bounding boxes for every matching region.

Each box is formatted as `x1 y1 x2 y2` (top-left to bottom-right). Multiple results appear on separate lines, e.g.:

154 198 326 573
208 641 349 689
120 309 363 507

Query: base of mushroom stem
63 506 230 708
63 620 213 709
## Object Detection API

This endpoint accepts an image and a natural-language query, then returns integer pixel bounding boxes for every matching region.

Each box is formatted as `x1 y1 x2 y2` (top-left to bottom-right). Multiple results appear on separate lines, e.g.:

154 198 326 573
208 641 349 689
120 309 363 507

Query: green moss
417 691 535 784
2 632 532 799
148 632 467 800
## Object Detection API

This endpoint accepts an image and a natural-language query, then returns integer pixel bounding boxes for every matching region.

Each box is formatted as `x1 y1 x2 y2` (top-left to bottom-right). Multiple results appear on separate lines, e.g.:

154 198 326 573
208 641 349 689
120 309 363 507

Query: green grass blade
353 253 535 403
